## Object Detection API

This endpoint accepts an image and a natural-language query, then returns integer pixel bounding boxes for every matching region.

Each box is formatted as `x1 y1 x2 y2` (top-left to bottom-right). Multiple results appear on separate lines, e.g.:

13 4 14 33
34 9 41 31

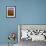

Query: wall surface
16 0 46 24
0 0 46 45
0 0 17 44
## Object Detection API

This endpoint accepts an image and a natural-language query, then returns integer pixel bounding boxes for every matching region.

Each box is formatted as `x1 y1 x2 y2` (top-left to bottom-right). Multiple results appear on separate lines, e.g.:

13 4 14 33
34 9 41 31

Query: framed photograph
18 24 46 42
6 6 16 18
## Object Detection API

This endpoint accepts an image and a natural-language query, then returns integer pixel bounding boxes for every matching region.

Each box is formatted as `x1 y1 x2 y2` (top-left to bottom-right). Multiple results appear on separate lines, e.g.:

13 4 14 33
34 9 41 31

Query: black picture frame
6 6 16 18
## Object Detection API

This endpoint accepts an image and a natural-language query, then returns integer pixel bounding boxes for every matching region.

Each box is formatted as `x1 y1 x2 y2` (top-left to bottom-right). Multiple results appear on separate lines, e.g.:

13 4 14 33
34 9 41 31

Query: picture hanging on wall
6 6 16 18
